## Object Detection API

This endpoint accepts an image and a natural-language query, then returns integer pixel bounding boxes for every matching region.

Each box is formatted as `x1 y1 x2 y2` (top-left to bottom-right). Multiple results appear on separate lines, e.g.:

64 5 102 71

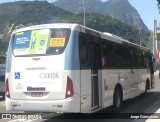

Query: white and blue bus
6 23 154 113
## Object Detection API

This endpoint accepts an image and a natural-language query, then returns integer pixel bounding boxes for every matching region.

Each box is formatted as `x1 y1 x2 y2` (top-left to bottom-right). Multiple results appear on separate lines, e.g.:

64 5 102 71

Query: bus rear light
6 78 10 98
65 76 74 99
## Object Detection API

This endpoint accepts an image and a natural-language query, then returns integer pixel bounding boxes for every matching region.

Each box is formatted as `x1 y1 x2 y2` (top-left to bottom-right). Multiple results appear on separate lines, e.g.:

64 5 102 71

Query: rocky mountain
0 1 74 56
54 0 103 14
0 0 150 56
53 0 148 30
0 1 73 41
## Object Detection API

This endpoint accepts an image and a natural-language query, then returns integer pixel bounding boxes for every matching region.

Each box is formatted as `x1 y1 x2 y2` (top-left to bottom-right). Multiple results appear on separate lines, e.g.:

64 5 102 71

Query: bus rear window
12 28 70 56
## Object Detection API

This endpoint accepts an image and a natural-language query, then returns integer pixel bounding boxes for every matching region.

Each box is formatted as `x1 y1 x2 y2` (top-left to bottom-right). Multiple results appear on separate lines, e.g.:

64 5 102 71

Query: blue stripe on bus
6 43 12 72
65 31 80 70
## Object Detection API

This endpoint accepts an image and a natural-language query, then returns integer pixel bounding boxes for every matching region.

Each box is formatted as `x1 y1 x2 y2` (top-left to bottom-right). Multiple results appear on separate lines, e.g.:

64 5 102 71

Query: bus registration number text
39 73 59 79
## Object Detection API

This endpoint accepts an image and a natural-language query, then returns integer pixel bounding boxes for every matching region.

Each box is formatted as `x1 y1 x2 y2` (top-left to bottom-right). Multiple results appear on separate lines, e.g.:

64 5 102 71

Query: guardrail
0 64 5 94
0 64 5 81
0 56 6 64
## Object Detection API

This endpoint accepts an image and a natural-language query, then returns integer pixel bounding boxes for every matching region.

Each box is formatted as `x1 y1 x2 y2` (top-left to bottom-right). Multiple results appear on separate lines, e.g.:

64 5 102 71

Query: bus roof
12 23 79 33
12 23 150 52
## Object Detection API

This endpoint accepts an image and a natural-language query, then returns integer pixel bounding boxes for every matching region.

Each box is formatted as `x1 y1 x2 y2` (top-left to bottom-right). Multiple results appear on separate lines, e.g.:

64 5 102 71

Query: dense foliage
66 13 150 45
0 1 151 58
53 0 148 30
0 41 7 63
0 1 73 34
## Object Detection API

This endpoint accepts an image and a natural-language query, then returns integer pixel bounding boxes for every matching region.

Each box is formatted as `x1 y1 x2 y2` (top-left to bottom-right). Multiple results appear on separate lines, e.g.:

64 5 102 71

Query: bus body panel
6 70 81 112
6 23 154 113
6 94 80 112
6 24 81 112
102 68 149 108
80 70 92 113
9 55 67 100
102 69 132 108
137 69 148 91
130 68 138 93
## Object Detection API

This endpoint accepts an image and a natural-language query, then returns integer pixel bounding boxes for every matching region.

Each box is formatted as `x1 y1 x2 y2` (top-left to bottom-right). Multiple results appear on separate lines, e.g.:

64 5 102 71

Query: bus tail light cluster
65 76 74 98
6 78 10 98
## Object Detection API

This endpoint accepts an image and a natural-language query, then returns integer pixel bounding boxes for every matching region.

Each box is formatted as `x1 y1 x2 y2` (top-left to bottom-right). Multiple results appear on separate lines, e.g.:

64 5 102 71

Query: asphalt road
0 71 160 122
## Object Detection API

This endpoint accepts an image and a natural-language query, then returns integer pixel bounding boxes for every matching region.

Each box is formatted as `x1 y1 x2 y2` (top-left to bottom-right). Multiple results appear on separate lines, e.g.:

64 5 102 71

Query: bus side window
115 45 126 68
101 41 115 68
125 47 132 68
131 49 138 68
79 33 90 69
143 51 148 68
131 49 145 69
136 50 144 69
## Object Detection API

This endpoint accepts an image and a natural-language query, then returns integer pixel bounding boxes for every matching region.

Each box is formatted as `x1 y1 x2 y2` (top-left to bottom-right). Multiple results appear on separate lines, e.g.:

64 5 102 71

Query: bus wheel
113 88 122 113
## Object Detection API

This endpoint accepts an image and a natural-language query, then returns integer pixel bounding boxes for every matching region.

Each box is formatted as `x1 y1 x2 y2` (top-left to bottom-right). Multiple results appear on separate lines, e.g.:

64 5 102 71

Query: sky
129 0 160 30
0 0 159 30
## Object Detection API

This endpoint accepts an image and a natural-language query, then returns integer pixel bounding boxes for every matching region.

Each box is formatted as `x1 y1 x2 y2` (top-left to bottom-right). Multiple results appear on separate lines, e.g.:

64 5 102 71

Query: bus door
131 49 138 92
91 41 101 110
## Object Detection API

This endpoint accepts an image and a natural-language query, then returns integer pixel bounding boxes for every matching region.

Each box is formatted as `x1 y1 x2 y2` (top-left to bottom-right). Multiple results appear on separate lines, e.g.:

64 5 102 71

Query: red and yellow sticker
50 38 65 47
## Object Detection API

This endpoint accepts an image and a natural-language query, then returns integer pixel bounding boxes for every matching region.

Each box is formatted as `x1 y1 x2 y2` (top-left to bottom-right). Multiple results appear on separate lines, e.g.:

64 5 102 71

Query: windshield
12 28 71 56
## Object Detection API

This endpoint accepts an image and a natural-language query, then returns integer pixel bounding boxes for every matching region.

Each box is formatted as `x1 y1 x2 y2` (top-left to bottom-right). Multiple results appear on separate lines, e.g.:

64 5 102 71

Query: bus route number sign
50 38 65 47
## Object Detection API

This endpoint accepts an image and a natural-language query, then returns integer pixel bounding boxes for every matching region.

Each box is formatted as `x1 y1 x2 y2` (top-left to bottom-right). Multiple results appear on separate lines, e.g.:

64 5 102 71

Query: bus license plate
31 92 43 97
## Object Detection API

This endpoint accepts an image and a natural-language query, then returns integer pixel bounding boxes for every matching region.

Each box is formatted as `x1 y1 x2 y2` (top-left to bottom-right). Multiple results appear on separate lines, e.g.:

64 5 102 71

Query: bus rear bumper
6 94 80 113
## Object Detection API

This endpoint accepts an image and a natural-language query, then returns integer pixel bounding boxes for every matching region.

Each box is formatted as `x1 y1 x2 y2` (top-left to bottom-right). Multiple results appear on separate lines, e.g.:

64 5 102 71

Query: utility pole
154 20 158 56
138 27 141 45
153 28 155 56
82 0 86 27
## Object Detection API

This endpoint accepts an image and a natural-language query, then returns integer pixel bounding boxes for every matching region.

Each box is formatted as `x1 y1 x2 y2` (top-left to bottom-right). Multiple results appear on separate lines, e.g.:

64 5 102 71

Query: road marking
7 118 40 122
146 119 160 122
145 108 160 122
8 119 26 122
6 112 60 122
25 119 38 122
0 101 5 107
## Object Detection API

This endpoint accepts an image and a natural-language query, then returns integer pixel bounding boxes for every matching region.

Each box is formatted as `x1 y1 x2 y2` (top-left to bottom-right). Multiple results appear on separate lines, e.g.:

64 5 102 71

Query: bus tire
113 87 122 113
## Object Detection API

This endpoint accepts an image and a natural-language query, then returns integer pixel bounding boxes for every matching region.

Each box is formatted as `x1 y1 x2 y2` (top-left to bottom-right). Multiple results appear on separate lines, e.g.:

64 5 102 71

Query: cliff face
53 0 148 30
104 0 147 30
0 0 150 47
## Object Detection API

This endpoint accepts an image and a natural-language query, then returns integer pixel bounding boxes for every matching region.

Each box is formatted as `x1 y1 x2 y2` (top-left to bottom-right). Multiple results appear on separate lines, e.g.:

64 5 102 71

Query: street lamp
82 0 86 27
137 27 142 45
153 20 160 57
154 20 158 55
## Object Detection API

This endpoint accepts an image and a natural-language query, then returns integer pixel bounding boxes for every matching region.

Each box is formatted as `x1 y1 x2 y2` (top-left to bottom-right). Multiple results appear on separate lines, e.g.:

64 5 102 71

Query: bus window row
79 32 149 69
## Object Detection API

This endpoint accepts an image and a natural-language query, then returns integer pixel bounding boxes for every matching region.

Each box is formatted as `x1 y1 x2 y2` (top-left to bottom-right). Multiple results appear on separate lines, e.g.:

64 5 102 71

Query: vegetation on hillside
0 1 151 61
66 13 150 45
0 1 73 34
0 41 7 63
53 0 148 29
157 33 160 41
